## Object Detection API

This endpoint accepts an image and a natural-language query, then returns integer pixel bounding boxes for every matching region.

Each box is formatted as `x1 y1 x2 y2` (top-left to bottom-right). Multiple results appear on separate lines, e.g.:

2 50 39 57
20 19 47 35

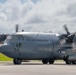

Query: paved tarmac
0 61 76 75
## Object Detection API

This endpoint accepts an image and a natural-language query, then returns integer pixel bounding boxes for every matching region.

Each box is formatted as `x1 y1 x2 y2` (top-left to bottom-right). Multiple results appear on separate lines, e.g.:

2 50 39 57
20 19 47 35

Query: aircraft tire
65 60 71 64
49 59 54 64
42 60 48 64
72 61 76 64
13 59 22 65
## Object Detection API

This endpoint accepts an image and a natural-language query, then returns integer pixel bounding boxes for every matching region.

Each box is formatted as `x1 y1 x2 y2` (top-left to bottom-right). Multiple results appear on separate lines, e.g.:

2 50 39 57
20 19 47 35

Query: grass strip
0 53 12 61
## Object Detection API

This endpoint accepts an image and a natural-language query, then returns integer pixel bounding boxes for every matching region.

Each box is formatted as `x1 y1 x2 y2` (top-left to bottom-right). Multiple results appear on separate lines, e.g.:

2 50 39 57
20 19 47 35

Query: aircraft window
17 35 24 40
7 35 12 39
4 35 12 42
11 36 14 40
10 36 16 40
11 35 24 40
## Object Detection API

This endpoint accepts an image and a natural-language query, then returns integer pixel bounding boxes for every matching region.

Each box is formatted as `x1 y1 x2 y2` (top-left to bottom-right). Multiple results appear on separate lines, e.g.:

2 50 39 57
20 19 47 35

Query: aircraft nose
0 43 11 52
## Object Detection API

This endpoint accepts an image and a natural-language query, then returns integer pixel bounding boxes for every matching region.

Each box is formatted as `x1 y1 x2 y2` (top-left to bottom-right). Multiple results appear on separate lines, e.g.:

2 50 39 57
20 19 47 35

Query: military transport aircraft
0 24 76 65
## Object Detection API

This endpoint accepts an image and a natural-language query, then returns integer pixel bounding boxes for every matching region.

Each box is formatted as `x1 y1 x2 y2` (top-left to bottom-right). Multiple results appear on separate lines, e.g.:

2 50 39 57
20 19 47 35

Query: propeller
63 24 76 43
63 24 70 35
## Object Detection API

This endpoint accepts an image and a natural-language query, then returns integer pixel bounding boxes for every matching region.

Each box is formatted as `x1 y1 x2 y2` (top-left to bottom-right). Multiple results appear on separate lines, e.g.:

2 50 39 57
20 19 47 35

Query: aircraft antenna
16 24 19 32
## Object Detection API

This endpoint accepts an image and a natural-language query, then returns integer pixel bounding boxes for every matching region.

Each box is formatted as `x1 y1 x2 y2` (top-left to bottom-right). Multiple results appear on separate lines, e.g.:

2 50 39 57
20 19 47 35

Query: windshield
4 35 24 43
4 35 12 43
11 35 24 40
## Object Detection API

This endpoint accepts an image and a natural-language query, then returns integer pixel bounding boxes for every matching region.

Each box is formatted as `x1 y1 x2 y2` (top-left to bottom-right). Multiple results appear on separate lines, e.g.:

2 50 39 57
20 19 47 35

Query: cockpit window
4 35 12 43
11 35 24 40
17 35 24 40
7 35 12 39
4 35 24 43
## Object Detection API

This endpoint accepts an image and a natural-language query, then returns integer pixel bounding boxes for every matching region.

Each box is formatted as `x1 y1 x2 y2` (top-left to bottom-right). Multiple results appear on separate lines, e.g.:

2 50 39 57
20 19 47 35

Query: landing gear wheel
65 60 71 64
42 60 48 64
72 61 76 64
13 59 22 65
49 59 54 64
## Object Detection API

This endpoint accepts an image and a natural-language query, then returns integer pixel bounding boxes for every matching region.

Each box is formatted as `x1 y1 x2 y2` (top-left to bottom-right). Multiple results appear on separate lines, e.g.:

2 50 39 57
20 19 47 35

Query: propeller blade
63 24 70 35
61 24 76 43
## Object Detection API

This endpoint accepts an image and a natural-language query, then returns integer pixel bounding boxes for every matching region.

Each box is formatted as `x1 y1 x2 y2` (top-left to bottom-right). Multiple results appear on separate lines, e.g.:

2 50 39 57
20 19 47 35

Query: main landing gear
65 59 71 64
13 59 22 65
65 60 76 65
64 59 76 65
42 59 54 64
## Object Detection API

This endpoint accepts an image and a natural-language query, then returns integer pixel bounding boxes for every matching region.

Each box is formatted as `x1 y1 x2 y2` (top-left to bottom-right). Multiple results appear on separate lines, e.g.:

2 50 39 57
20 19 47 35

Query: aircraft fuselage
0 32 60 59
0 32 76 64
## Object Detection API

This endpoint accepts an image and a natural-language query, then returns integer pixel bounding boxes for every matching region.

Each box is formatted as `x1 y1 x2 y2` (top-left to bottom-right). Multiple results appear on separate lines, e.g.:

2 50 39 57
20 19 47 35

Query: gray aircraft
0 25 76 65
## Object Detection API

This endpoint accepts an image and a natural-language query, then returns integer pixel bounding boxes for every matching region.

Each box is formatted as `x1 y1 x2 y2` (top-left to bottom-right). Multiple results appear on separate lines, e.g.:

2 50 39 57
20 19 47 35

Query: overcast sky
0 0 76 33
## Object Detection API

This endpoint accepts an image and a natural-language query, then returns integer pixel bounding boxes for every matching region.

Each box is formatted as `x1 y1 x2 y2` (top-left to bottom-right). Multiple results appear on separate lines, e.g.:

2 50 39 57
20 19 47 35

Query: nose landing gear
42 59 54 64
13 59 22 65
